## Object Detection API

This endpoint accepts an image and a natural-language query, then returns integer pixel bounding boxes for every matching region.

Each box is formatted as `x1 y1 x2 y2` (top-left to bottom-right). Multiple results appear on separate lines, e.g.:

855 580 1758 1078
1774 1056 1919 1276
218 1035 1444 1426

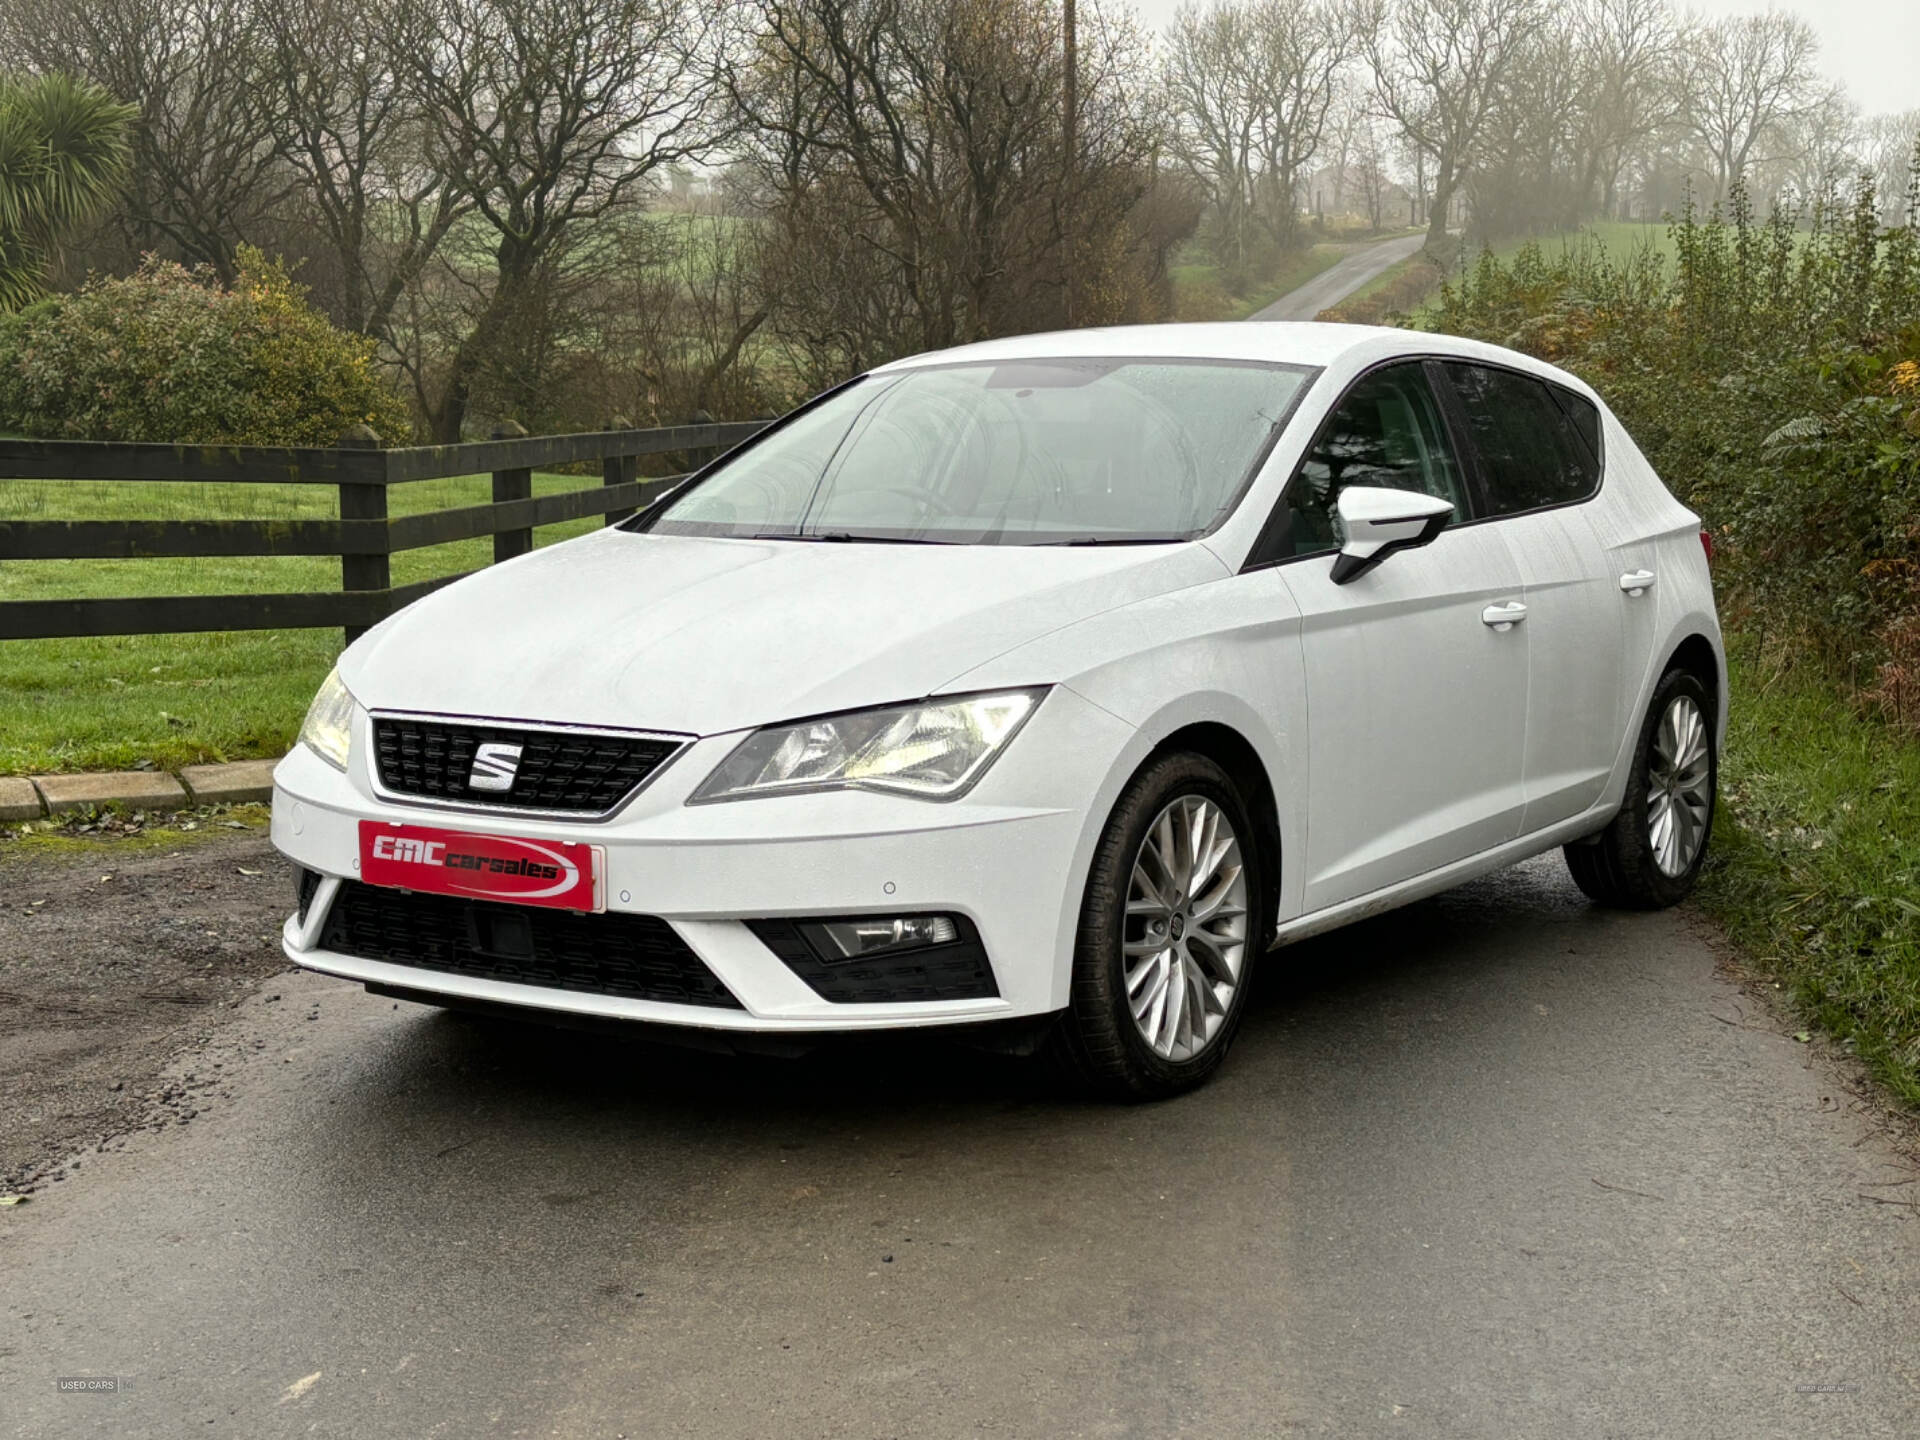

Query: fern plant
0 72 135 311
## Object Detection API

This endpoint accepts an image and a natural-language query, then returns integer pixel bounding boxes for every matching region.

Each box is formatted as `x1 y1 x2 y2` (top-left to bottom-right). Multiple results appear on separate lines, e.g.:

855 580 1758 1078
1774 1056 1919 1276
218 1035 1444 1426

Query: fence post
601 415 635 526
337 424 388 646
676 408 714 478
490 420 533 562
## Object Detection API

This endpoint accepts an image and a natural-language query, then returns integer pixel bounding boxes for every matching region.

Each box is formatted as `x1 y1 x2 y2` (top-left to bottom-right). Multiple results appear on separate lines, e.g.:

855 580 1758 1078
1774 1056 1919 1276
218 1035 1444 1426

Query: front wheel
1050 753 1266 1100
1564 667 1717 909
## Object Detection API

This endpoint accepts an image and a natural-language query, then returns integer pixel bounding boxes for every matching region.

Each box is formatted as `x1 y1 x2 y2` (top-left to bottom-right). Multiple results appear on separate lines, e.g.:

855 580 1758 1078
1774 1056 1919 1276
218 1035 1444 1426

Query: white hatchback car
273 323 1723 1097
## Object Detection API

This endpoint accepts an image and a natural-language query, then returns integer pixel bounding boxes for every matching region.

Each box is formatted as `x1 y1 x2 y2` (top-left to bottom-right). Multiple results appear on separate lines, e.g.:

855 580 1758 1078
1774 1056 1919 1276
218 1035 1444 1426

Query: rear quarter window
1443 362 1599 516
1550 385 1603 467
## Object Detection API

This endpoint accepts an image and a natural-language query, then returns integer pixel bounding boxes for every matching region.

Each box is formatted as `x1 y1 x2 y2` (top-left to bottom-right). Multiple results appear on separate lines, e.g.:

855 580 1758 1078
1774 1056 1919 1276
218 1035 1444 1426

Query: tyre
1564 666 1716 909
1050 752 1266 1100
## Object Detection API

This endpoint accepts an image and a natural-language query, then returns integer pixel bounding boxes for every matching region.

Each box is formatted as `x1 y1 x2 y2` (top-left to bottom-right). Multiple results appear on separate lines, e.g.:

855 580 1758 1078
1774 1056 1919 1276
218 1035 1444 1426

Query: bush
0 248 412 445
1172 272 1237 322
1421 180 1920 699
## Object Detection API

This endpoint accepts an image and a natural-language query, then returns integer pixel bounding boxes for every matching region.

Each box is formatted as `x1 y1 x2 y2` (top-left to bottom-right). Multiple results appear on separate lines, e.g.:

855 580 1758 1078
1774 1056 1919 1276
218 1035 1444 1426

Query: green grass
1699 647 1920 1109
0 473 610 776
1480 219 1674 267
0 804 271 857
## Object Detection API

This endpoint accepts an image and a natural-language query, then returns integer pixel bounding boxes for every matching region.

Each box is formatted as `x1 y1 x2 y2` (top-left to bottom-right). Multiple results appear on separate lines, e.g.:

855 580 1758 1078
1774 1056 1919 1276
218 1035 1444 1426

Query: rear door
1269 360 1531 913
1438 363 1622 833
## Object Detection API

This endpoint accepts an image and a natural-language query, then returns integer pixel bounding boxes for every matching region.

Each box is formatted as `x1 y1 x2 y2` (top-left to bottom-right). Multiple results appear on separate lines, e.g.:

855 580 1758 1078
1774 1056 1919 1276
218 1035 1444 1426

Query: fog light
802 915 959 961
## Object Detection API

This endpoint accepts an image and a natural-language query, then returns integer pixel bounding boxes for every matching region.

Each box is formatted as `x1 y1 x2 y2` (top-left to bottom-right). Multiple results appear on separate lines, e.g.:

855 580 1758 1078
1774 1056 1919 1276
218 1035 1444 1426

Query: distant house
1298 163 1418 229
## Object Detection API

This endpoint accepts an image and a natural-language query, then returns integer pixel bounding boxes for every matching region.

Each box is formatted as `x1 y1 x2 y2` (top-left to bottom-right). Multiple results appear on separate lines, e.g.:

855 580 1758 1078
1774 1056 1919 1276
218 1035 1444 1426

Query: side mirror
1330 486 1454 584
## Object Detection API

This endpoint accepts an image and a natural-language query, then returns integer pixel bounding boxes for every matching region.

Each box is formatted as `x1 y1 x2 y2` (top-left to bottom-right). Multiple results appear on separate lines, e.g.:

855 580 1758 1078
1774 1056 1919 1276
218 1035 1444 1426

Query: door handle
1619 570 1655 596
1481 601 1528 631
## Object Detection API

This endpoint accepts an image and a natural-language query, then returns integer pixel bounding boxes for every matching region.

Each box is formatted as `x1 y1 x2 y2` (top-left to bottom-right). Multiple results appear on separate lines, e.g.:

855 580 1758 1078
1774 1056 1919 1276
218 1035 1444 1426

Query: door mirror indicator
1329 486 1455 584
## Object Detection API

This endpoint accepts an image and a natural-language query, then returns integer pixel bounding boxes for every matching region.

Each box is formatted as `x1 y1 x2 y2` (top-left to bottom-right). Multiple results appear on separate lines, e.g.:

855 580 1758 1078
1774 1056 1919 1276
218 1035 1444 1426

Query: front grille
372 716 683 815
321 881 743 1009
746 918 999 1004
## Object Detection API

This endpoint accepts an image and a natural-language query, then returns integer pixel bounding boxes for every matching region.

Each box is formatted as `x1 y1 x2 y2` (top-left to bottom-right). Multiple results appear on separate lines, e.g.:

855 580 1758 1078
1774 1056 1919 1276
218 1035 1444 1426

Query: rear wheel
1050 753 1265 1100
1564 667 1716 909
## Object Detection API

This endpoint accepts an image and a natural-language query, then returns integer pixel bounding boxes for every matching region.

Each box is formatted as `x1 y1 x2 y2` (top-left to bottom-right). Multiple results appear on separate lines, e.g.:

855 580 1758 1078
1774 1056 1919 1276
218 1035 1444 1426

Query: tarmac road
1250 233 1430 322
3 851 1917 1439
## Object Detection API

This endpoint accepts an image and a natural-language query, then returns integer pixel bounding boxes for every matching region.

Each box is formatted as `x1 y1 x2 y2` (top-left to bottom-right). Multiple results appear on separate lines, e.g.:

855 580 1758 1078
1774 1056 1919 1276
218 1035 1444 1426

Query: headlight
690 689 1045 803
298 667 358 771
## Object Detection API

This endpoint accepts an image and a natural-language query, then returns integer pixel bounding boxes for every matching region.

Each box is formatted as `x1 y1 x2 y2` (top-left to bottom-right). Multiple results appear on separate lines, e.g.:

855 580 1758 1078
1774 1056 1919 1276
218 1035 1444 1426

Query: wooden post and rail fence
0 420 767 645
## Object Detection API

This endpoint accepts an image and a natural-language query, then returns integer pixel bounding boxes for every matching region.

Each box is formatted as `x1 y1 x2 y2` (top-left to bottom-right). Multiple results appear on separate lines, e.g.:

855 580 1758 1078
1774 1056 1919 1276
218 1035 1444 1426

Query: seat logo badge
468 742 524 793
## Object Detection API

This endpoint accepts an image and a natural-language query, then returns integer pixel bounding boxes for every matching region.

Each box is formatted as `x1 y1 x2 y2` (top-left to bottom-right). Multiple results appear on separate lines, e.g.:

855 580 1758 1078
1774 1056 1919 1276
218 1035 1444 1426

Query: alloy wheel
1123 794 1250 1061
1646 693 1712 878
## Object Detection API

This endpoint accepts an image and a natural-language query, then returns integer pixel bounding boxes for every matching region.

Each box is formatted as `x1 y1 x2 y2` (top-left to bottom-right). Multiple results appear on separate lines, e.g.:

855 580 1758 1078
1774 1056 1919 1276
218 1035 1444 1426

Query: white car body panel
1279 521 1530 911
341 529 1228 736
1502 502 1628 831
273 322 1725 1037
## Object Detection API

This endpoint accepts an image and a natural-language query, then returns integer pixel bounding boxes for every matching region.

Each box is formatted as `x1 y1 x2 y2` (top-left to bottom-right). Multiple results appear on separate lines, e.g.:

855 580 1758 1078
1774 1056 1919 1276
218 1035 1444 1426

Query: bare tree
1164 0 1354 271
1360 0 1546 253
1675 9 1820 203
268 0 471 344
1249 0 1357 249
1778 85 1860 209
1349 110 1391 229
731 0 1168 376
1570 0 1679 220
1163 1 1265 273
1864 110 1920 225
1320 90 1371 218
10 0 295 279
1468 8 1591 237
395 0 727 439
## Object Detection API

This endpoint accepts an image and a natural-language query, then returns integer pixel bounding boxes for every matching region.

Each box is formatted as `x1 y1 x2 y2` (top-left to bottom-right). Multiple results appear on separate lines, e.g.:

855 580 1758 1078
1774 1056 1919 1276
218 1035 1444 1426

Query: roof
872 321 1600 403
873 322 1397 372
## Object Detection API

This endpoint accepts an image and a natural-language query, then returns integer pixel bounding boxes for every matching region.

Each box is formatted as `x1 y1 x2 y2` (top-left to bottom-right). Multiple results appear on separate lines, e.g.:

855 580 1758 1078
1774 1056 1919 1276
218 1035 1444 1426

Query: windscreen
648 358 1316 545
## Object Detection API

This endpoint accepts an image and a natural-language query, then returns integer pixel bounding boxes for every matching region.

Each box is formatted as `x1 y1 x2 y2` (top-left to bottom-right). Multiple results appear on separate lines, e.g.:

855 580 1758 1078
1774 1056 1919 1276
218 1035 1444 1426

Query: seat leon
273 323 1724 1098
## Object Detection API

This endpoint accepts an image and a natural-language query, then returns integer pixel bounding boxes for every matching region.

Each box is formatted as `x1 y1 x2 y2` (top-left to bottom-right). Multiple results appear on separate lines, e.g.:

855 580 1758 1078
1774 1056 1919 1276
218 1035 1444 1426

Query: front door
1271 361 1531 913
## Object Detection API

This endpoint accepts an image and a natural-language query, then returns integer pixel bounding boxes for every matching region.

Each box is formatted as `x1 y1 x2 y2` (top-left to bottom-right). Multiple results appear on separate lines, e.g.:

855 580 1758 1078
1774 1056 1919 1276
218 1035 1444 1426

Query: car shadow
327 854 1611 1129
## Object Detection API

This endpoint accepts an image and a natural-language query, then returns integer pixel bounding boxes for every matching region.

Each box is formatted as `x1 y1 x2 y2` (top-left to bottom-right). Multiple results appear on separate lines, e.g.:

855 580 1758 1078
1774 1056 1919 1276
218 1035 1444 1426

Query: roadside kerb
0 777 42 822
11 758 284 821
33 771 189 814
180 760 279 807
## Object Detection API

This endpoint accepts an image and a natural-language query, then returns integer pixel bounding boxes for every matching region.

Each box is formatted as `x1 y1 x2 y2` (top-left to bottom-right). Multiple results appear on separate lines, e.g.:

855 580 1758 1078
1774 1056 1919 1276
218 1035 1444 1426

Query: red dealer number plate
358 822 604 912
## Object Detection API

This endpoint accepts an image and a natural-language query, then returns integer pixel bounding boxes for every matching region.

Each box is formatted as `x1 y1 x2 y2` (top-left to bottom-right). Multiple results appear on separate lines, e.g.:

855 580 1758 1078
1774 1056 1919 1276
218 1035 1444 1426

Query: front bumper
271 687 1133 1032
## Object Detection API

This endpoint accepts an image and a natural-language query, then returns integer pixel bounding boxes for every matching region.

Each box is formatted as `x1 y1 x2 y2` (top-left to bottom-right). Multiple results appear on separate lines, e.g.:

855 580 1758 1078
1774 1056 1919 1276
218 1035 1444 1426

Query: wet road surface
4 856 1917 1438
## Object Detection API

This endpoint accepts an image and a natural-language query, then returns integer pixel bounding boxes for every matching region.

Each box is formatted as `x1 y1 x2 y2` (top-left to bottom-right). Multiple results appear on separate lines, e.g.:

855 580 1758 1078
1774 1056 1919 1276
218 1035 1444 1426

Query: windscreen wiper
1035 534 1193 546
749 531 953 544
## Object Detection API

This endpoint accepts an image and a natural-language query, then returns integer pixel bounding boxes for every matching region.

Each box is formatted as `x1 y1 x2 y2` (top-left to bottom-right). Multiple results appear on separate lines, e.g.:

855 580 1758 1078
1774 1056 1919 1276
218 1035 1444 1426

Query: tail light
1699 528 1713 565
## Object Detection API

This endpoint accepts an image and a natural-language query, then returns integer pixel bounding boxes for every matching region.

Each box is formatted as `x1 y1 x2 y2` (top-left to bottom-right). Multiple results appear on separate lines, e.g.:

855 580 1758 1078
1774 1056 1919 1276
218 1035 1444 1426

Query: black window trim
633 356 1324 547
1241 353 1485 573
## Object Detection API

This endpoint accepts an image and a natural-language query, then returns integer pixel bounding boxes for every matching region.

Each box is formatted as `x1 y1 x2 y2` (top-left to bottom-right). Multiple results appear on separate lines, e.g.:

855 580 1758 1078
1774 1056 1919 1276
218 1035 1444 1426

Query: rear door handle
1481 601 1527 630
1620 570 1655 596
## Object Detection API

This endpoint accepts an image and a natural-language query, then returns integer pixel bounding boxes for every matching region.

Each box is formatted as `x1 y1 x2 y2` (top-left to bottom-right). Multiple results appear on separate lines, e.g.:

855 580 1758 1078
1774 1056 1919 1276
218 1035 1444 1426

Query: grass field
1341 221 1679 324
1699 647 1920 1109
0 473 612 776
1480 219 1674 267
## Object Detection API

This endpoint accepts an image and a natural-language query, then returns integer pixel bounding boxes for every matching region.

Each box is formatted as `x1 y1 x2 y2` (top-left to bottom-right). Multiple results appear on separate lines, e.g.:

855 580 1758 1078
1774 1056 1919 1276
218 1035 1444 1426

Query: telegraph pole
1063 0 1077 324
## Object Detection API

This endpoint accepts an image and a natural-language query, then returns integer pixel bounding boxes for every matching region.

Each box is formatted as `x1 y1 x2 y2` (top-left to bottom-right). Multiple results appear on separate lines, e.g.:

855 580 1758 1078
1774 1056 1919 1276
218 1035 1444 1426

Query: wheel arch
1142 721 1283 944
1665 631 1721 718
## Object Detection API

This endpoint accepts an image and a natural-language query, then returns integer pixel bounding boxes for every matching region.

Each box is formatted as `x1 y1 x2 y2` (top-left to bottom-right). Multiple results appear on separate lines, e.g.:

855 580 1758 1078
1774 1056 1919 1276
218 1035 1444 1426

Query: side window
1443 363 1599 516
1283 362 1466 558
1551 384 1603 467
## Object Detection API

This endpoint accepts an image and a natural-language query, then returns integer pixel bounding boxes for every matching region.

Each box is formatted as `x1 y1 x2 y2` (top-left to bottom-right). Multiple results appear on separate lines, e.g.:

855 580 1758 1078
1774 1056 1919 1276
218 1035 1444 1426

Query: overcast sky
1125 0 1920 117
